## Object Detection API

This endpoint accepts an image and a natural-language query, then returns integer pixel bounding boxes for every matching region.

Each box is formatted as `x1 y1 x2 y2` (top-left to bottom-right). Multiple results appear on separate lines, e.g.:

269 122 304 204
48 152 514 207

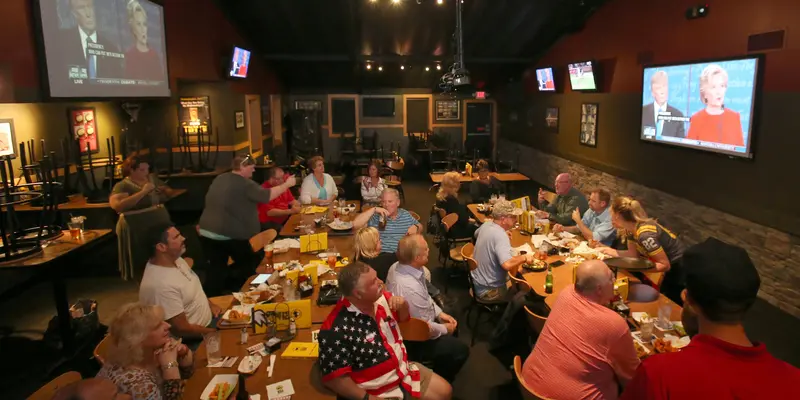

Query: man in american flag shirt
320 262 453 400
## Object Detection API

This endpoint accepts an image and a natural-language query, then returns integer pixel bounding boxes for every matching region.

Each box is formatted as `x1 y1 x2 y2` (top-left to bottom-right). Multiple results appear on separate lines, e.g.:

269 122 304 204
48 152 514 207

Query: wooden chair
383 158 405 201
409 210 421 222
464 252 508 346
28 371 82 400
94 335 109 366
523 305 547 336
249 229 278 252
438 213 471 281
513 356 551 400
399 317 430 342
508 270 532 293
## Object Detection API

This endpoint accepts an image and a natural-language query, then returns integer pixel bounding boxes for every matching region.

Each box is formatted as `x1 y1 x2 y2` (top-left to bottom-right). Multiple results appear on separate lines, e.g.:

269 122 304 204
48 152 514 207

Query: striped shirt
319 292 421 398
367 208 417 253
522 285 640 400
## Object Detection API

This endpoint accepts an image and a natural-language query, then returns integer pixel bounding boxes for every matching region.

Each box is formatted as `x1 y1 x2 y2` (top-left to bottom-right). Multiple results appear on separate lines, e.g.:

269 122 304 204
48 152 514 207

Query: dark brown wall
501 0 800 235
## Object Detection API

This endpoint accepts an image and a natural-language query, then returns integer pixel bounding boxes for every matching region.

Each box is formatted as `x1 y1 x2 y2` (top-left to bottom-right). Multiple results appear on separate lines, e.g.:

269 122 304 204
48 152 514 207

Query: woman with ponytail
599 196 687 305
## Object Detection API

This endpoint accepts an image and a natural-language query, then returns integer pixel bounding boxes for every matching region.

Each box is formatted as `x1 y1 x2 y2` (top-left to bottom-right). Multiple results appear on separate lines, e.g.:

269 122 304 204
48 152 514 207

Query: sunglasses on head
240 154 254 168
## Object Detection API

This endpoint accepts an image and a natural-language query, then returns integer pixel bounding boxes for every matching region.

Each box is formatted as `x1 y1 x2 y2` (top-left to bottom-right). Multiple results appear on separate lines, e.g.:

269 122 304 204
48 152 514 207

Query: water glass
656 300 674 330
640 316 655 341
204 330 222 365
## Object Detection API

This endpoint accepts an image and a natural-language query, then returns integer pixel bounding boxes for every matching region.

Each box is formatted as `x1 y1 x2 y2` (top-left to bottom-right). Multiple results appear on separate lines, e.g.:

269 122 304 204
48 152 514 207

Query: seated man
353 188 423 253
139 223 221 341
319 262 452 400
386 235 469 383
258 167 301 232
553 188 616 246
621 238 800 399
535 173 589 226
523 260 640 399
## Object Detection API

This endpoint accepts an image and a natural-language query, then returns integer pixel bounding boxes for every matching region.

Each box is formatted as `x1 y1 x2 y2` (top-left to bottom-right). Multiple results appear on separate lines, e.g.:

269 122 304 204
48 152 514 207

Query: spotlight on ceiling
378 66 383 71
400 65 405 70
436 64 442 70
437 0 444 4
366 64 372 70
425 66 430 71
370 0 377 2
392 0 400 3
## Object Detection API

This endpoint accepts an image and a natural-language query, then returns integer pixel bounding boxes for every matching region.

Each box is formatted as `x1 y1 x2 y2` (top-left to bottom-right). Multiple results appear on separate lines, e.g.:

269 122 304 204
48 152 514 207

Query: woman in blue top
300 156 338 205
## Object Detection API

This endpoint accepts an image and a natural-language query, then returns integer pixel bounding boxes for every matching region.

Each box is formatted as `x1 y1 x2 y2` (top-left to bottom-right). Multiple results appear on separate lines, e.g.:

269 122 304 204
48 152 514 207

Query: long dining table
279 200 361 237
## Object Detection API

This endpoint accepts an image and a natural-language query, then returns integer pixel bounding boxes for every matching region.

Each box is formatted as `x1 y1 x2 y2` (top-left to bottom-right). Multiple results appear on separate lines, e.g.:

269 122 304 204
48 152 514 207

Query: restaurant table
429 172 530 183
467 203 493 223
279 200 361 237
12 190 187 212
0 229 113 353
183 324 336 399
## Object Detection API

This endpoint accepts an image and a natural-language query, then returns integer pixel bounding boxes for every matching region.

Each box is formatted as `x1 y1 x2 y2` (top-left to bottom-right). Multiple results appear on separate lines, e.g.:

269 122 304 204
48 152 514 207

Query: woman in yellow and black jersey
599 196 687 305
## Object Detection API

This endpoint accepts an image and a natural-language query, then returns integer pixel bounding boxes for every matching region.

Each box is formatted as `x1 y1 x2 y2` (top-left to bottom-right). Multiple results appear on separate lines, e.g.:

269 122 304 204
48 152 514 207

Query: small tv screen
535 67 556 92
362 97 395 117
36 0 170 98
568 61 597 91
640 56 760 158
229 47 251 79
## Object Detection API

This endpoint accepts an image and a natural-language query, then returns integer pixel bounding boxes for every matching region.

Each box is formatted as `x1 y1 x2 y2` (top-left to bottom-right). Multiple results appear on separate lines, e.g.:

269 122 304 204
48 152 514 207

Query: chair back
398 317 430 342
508 270 531 293
409 211 421 222
460 242 474 260
441 213 459 233
250 229 278 252
28 371 82 400
94 335 109 366
523 305 548 335
513 356 549 400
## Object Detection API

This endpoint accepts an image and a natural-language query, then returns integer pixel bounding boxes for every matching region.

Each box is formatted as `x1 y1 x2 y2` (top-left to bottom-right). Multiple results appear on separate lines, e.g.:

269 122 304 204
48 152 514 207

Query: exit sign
474 91 486 99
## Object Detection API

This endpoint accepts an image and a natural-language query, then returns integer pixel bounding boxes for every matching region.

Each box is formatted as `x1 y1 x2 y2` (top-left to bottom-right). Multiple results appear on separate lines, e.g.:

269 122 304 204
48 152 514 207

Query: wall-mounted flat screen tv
640 56 761 158
228 46 251 79
362 97 395 117
36 0 170 98
567 61 597 91
536 67 556 92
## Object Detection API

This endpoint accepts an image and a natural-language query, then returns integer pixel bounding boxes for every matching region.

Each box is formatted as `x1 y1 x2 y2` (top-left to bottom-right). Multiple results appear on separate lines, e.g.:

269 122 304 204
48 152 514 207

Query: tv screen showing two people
641 57 758 157
229 47 251 78
39 0 170 98
536 67 555 91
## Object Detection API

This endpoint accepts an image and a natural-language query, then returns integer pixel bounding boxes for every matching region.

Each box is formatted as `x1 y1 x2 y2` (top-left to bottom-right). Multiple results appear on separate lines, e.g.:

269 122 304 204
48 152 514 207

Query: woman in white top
360 160 386 205
300 156 338 205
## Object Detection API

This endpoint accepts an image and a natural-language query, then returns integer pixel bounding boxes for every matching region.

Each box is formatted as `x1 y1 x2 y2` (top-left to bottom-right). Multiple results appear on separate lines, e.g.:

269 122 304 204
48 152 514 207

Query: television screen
362 97 395 117
535 67 556 91
640 57 759 158
36 0 170 98
228 47 251 79
568 61 597 91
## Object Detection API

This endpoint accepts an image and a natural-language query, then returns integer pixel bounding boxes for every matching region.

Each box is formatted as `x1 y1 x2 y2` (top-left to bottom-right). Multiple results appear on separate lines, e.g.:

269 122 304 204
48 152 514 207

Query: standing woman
110 155 175 281
198 155 296 296
299 156 337 205
360 160 386 206
600 196 686 305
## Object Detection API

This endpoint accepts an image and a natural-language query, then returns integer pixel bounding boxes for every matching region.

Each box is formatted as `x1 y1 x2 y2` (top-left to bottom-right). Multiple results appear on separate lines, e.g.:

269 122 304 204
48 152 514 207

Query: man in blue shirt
554 188 616 246
353 188 423 253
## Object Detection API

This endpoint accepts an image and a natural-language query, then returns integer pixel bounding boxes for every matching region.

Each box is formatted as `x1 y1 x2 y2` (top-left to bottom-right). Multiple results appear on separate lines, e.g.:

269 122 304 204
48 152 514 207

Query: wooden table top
157 167 230 179
12 189 188 212
429 172 530 183
467 203 493 223
279 201 361 237
184 325 336 399
0 229 112 269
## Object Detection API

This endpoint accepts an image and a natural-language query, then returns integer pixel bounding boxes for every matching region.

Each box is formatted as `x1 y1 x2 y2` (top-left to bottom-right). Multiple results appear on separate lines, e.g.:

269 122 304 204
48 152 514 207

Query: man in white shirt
139 223 221 341
386 235 469 383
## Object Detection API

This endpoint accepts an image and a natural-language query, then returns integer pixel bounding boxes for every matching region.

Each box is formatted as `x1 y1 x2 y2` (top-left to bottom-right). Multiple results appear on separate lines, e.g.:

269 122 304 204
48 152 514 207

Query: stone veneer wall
499 139 800 318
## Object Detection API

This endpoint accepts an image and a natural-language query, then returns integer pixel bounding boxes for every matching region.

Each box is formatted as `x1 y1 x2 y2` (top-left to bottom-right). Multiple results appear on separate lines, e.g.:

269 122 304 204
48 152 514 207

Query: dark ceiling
216 0 606 90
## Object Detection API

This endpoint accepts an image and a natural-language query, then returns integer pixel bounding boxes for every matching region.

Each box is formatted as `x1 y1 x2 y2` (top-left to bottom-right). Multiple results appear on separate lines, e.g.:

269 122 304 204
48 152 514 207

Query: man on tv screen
537 69 555 90
60 0 122 79
642 71 685 138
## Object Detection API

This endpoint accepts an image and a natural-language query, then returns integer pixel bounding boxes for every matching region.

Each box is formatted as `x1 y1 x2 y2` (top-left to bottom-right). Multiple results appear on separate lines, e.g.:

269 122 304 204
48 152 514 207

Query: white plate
318 252 340 259
200 374 237 400
237 354 263 374
327 221 353 231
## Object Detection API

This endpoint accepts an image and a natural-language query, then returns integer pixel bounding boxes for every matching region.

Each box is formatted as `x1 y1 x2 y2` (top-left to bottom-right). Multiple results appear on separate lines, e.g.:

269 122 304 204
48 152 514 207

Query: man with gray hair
386 235 469 383
319 261 453 400
521 260 640 399
353 188 423 253
535 173 589 226
642 70 685 138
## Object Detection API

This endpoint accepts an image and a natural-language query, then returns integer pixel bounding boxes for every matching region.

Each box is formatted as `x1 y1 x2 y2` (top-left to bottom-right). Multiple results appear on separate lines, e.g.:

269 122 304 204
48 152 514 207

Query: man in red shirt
621 238 800 400
258 167 301 232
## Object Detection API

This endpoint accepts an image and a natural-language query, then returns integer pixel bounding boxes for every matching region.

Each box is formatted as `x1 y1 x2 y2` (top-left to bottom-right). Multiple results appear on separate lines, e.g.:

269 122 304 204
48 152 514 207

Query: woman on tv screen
685 64 744 147
124 0 164 81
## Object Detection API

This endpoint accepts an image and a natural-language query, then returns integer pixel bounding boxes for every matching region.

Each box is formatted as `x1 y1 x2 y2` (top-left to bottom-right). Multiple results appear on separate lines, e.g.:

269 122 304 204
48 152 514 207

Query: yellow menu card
300 233 328 253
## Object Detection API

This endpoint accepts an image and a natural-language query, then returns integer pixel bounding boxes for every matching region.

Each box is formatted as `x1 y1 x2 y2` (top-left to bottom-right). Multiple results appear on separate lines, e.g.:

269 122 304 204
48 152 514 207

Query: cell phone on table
549 260 565 268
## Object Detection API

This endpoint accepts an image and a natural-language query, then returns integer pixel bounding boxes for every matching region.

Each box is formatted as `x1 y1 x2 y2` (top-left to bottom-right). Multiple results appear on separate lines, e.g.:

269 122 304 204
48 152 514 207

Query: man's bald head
555 173 573 195
575 260 614 304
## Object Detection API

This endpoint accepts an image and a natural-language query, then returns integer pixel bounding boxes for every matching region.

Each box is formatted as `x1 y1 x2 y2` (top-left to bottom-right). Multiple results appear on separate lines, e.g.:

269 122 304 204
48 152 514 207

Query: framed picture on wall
294 100 322 111
580 103 598 147
68 107 99 154
0 119 17 158
235 111 245 129
435 100 460 121
261 100 271 128
545 107 559 132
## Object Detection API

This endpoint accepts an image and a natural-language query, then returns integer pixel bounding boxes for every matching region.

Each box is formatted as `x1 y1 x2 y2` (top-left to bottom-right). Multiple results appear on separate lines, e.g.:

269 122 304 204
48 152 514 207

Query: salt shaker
240 327 249 344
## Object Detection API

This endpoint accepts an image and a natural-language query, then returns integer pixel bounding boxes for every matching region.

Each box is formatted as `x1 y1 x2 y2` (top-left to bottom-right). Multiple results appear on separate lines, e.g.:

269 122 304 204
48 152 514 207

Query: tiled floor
3 177 798 399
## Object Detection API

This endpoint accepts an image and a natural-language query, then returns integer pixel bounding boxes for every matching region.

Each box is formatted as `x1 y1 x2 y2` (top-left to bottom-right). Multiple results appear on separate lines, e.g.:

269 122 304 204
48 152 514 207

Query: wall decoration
294 100 322 111
580 103 598 147
261 100 271 128
235 111 245 129
545 107 559 132
0 119 17 158
68 108 99 153
435 100 460 121
178 96 211 143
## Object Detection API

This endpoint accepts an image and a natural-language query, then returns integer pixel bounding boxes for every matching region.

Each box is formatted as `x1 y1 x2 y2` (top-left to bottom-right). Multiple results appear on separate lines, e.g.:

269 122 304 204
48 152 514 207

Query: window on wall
406 98 429 133
332 98 356 134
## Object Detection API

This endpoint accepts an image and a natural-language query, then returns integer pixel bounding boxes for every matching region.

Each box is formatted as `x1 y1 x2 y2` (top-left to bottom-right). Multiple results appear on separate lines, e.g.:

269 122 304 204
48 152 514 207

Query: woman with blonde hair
124 0 164 81
353 226 398 281
97 303 195 400
436 171 477 239
300 156 338 205
599 196 686 305
469 159 501 203
360 160 386 205
685 64 745 146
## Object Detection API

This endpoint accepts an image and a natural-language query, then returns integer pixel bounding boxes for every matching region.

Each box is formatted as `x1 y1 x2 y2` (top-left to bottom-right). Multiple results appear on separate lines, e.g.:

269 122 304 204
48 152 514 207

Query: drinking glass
656 300 674 330
640 316 655 342
264 244 274 270
67 221 83 240
204 330 222 365
327 248 338 269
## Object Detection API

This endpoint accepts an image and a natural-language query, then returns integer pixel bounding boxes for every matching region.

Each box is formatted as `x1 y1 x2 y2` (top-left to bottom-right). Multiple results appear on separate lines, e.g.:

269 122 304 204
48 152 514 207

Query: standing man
63 0 122 79
386 235 469 383
535 173 589 227
642 71 685 138
258 167 301 232
553 188 616 246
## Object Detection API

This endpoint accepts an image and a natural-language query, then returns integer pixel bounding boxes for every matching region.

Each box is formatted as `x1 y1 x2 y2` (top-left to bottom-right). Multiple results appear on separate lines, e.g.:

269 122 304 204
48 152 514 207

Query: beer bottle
236 373 249 400
545 265 554 294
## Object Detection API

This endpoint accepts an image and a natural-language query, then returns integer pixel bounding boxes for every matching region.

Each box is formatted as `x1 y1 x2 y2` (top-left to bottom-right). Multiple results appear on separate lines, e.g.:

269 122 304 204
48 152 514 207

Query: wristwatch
161 361 178 370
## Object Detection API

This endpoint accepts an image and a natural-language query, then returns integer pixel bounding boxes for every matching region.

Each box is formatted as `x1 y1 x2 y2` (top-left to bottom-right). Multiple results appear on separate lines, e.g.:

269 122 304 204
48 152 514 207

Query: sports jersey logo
642 237 659 251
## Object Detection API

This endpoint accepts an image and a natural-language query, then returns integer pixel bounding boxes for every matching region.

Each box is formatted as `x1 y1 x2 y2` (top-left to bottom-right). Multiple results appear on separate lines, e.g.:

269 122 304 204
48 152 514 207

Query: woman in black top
469 159 502 203
436 171 478 240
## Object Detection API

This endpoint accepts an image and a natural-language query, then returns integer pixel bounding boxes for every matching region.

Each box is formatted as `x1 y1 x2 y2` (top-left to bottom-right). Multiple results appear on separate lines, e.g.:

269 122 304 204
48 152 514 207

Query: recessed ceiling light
437 0 444 4
378 66 383 71
366 64 372 70
436 64 442 70
425 66 430 71
400 65 405 70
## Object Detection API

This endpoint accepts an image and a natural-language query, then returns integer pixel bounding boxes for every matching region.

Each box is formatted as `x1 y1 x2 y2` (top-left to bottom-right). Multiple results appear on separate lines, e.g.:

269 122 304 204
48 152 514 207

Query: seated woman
299 156 338 205
360 160 386 206
469 159 502 203
436 171 478 240
97 303 195 400
599 196 687 305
